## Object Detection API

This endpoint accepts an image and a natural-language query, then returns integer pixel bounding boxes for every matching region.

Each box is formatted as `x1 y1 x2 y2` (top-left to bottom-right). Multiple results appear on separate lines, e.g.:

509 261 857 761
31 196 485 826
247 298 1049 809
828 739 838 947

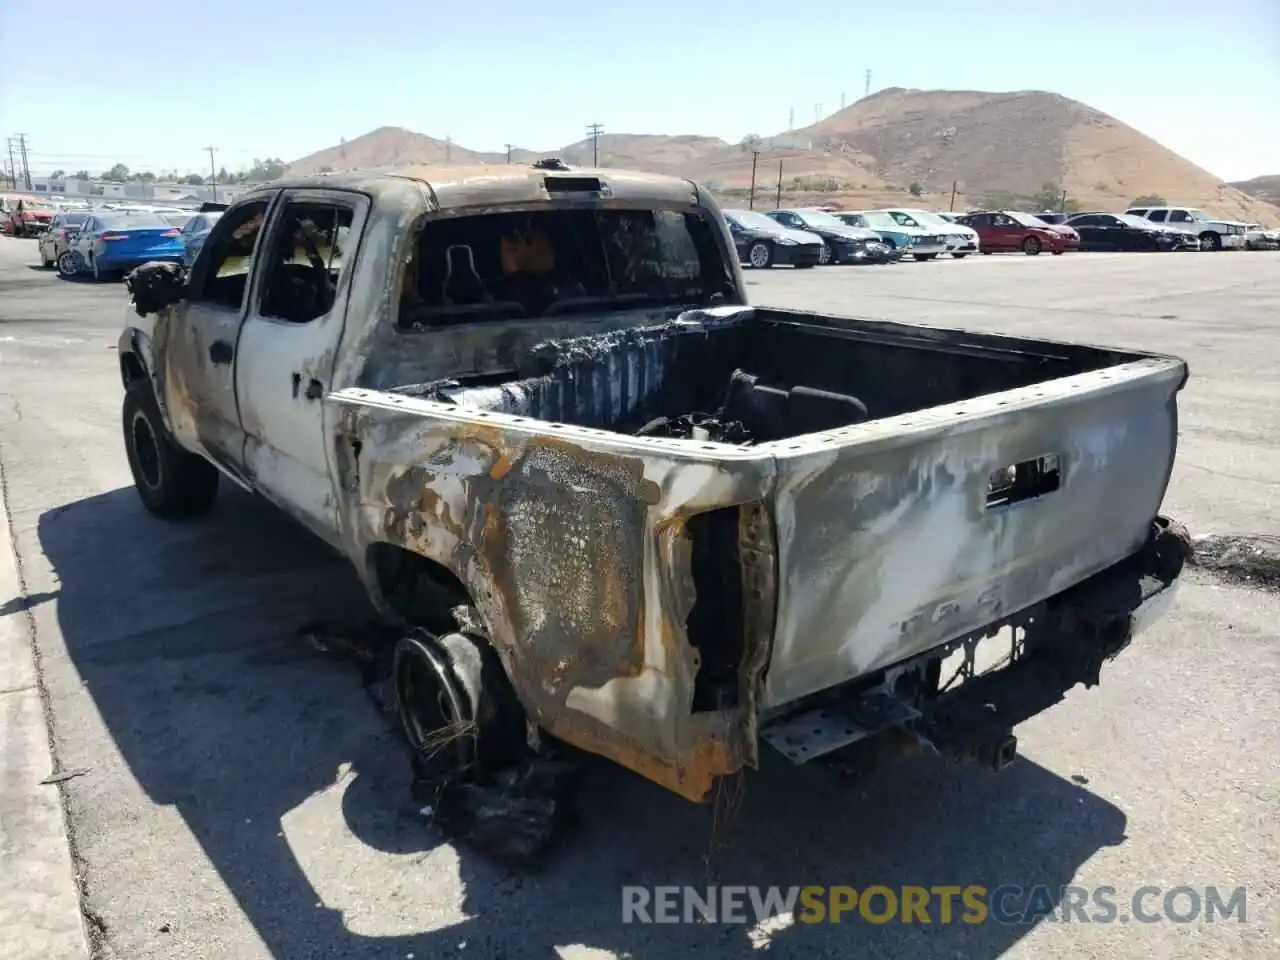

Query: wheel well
368 543 474 633
120 350 147 389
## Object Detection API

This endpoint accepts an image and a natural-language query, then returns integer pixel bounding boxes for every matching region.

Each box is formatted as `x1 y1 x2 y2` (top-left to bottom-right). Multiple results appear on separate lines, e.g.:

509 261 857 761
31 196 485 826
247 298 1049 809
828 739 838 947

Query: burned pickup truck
118 162 1190 805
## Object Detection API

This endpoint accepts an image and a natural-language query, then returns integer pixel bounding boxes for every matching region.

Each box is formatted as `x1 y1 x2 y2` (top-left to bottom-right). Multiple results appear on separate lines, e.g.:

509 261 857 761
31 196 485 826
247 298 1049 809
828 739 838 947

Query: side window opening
1148 210 1169 222
190 199 271 310
1168 210 1191 223
259 201 354 324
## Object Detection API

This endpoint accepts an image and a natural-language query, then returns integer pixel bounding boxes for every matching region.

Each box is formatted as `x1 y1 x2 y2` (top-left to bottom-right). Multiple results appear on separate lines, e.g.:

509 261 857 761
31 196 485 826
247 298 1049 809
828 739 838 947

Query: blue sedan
59 211 186 281
177 210 223 267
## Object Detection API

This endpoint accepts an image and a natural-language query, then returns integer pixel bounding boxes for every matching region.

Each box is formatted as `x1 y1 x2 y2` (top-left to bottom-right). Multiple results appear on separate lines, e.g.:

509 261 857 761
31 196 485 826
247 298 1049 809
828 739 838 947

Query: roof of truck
244 162 703 210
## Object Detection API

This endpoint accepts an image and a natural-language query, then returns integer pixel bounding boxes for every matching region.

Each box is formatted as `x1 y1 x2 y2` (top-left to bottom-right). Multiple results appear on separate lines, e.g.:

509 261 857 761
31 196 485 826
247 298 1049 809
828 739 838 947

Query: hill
798 87 1277 221
284 126 487 176
1230 175 1280 208
282 92 1279 222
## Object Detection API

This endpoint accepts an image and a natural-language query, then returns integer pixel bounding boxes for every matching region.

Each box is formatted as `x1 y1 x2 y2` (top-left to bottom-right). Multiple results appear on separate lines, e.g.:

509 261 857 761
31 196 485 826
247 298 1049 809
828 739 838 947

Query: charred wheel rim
394 632 478 773
130 409 162 490
748 242 771 268
57 251 77 276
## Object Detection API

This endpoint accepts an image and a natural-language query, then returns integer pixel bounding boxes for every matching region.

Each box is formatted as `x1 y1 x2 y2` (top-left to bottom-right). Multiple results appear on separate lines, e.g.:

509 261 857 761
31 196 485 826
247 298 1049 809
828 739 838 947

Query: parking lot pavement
0 236 1276 960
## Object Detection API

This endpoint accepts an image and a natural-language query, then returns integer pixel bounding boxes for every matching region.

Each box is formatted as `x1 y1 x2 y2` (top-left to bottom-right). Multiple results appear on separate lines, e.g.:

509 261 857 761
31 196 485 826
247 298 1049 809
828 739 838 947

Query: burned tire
393 627 525 778
1022 236 1042 256
122 380 219 520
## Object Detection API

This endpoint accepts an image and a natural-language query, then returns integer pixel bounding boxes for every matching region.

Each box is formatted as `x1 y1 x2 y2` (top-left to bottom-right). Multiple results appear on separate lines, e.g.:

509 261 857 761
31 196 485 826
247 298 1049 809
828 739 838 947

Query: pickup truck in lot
118 162 1191 803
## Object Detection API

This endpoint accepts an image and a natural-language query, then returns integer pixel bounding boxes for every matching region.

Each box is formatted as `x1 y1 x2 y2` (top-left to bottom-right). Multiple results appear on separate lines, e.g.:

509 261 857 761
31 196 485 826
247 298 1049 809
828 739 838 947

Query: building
13 175 258 205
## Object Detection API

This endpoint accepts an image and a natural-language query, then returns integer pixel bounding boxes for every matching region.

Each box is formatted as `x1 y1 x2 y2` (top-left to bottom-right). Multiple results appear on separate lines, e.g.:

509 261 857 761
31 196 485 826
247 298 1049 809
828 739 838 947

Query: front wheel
1199 231 1222 251
913 253 938 262
747 240 773 269
1051 250 1064 256
122 380 219 520
951 252 969 259
817 242 833 265
1022 236 1042 256
56 251 79 277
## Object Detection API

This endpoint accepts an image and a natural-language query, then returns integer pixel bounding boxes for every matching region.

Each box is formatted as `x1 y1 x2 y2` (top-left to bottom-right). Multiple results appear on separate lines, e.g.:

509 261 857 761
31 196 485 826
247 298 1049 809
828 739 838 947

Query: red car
960 210 1079 256
4 197 54 238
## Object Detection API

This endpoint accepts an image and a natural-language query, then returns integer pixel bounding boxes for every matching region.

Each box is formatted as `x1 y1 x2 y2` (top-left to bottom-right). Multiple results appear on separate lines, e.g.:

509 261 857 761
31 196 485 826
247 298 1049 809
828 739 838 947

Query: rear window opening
396 207 736 330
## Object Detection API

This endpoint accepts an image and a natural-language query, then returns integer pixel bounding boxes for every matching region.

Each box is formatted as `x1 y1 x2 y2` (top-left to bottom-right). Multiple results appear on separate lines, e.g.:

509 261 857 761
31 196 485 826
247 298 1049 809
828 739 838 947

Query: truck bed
330 306 1186 798
401 306 1144 442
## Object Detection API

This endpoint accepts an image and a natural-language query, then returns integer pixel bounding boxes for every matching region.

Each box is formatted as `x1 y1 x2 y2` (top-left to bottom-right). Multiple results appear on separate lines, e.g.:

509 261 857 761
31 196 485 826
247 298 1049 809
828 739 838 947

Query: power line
585 122 603 166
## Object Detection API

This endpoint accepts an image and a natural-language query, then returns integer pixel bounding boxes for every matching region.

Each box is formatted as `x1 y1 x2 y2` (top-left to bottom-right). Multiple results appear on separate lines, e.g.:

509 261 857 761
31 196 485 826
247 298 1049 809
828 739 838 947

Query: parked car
177 210 223 266
765 208 881 264
118 162 1189 812
59 210 185 280
1123 206 1248 251
5 197 53 237
1243 224 1279 250
723 209 823 268
833 211 946 260
959 211 1078 255
37 210 91 267
1064 213 1198 252
1032 212 1070 225
878 209 980 258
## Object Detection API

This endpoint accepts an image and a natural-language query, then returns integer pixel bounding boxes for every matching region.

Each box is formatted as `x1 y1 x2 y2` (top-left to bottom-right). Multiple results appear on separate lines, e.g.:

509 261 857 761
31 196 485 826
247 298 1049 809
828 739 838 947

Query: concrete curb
0 446 89 959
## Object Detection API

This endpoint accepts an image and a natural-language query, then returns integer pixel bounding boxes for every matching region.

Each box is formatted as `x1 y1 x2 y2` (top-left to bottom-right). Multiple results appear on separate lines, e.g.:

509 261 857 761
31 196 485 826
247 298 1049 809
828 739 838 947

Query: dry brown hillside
1231 175 1280 208
285 126 486 176
799 87 1278 221
283 92 1278 221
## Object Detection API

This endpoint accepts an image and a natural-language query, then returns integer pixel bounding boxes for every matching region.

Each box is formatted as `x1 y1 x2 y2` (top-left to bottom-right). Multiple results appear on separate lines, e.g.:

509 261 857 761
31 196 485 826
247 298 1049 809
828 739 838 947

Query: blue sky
2 0 1277 181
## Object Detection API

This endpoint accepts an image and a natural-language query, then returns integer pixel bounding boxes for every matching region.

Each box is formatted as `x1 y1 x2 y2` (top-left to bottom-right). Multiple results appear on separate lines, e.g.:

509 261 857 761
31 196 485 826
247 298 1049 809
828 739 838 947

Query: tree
739 134 762 152
908 181 923 197
319 165 335 174
101 163 130 181
216 166 231 184
73 170 91 181
49 169 66 179
1131 193 1166 207
183 173 205 185
1031 180 1066 211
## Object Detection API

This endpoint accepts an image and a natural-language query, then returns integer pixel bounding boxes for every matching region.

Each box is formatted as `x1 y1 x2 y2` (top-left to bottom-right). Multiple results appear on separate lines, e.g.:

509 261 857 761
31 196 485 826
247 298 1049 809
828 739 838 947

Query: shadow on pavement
39 486 1129 959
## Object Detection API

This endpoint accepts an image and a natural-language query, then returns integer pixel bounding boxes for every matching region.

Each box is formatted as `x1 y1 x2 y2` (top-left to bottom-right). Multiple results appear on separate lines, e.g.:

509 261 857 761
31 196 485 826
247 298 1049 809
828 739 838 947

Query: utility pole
205 147 217 202
775 159 784 209
585 122 604 166
865 69 872 98
16 134 32 189
445 136 453 163
5 139 17 189
748 151 759 210
814 104 822 123
1059 189 1067 213
339 136 347 168
949 180 958 211
504 143 513 163
788 108 795 130
841 91 847 110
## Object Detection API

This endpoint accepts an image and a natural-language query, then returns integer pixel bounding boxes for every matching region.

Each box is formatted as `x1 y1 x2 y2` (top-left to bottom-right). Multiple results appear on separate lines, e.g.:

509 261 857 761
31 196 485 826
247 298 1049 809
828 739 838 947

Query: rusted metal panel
329 389 775 801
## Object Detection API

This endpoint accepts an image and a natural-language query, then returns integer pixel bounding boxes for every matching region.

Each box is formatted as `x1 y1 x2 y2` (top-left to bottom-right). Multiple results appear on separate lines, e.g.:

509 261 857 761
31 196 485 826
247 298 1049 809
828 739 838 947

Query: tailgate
759 355 1186 710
